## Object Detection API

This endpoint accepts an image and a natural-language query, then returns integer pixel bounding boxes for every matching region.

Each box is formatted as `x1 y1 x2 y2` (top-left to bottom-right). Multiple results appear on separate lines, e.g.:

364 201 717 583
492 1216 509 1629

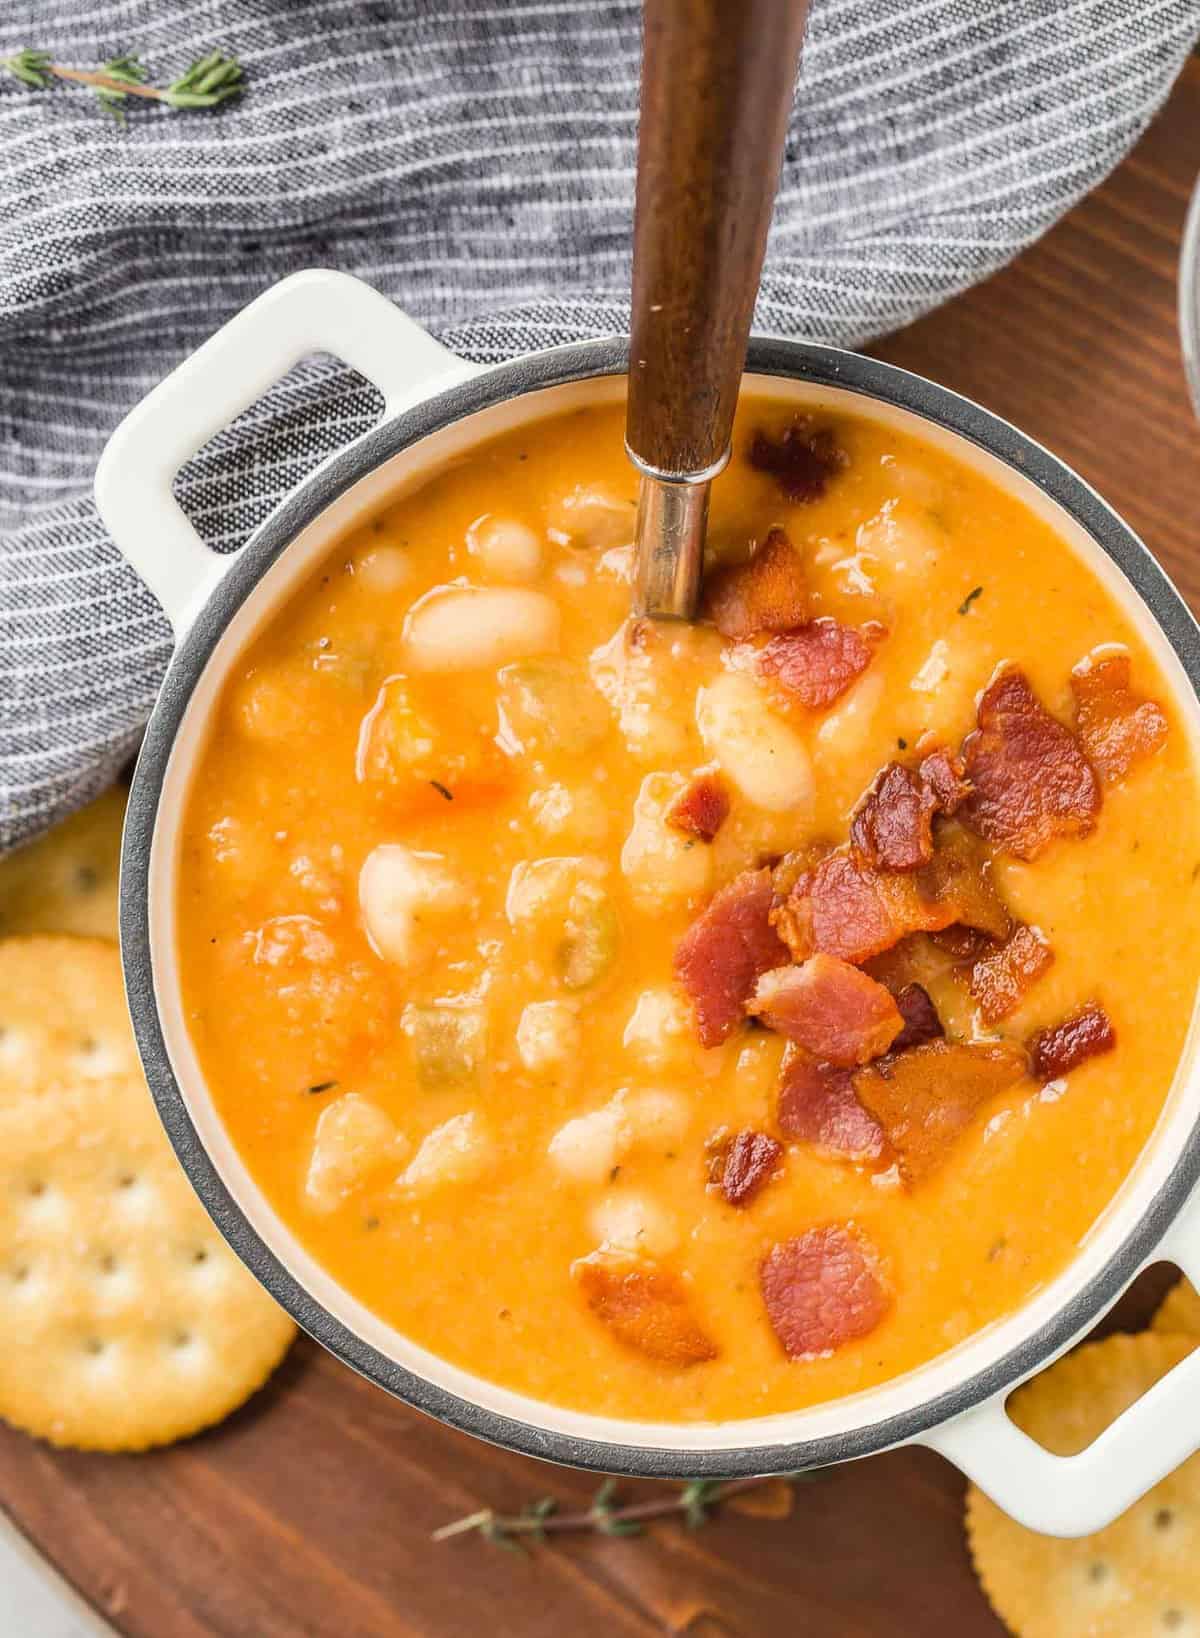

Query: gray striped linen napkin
2 0 1198 852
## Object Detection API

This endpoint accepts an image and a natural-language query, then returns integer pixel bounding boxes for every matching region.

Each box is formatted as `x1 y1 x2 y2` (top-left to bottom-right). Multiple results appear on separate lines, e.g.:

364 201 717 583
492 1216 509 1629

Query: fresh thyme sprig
0 47 243 117
432 1473 808 1550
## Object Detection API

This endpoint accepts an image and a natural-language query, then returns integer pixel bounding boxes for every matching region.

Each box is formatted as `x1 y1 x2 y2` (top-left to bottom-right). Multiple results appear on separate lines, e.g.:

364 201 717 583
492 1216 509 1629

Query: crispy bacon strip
704 528 807 641
573 1256 718 1365
666 771 731 843
891 983 945 1052
851 749 972 874
758 618 881 711
968 923 1053 1024
748 417 846 502
852 1040 1029 1186
1029 1002 1116 1081
960 668 1101 860
918 746 972 814
760 1225 890 1359
717 1129 783 1207
1071 655 1168 784
675 868 791 1047
776 1047 885 1160
771 845 954 967
851 763 940 872
916 821 1012 942
929 925 995 962
772 818 1009 969
750 955 903 1067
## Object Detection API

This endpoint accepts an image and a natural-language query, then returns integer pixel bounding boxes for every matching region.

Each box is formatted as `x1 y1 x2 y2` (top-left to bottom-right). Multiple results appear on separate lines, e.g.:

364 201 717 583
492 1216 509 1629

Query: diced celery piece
557 884 620 990
402 1004 486 1087
498 659 609 753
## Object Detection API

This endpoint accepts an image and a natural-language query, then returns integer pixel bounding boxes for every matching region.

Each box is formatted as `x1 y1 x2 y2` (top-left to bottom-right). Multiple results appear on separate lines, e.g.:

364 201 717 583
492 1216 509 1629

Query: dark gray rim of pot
122 334 1200 1480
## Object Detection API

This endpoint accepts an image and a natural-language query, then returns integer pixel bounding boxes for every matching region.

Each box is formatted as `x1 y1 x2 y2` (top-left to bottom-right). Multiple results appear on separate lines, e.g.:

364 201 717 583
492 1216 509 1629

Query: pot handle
922 1190 1200 1537
94 269 480 637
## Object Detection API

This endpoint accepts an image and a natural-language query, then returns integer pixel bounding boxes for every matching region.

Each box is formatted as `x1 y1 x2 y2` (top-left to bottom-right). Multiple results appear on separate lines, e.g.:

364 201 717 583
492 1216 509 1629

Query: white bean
466 513 544 582
546 482 635 549
402 585 559 672
622 986 694 1069
351 545 412 594
615 1086 692 1146
547 1086 691 1185
516 1000 581 1073
547 1105 625 1184
816 669 885 753
359 844 466 966
591 1191 679 1258
697 672 814 815
305 1094 406 1214
505 855 606 927
590 625 691 762
620 773 713 910
528 782 610 846
856 502 943 576
401 1111 494 1194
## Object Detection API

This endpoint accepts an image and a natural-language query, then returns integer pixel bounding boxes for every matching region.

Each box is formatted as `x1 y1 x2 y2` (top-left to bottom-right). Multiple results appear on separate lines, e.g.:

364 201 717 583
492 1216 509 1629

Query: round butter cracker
0 1077 294 1451
967 1332 1199 1638
0 935 140 1103
0 786 125 940
1152 1277 1200 1339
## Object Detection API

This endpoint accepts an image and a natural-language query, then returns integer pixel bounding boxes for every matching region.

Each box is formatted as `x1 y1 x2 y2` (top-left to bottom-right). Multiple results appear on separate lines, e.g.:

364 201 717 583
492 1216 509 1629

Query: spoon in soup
627 0 811 620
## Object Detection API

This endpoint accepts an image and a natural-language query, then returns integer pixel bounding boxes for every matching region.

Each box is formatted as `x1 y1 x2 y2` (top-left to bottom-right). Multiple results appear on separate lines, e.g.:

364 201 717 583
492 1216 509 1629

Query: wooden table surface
3 59 1199 1638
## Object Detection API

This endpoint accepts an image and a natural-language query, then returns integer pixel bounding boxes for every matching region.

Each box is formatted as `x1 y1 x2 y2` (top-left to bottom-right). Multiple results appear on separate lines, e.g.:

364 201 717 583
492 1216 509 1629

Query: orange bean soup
176 393 1200 1422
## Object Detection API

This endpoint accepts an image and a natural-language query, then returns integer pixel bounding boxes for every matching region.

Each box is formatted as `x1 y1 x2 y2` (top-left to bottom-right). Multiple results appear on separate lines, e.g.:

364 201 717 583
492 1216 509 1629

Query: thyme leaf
1 46 243 114
433 1472 815 1549
957 585 984 616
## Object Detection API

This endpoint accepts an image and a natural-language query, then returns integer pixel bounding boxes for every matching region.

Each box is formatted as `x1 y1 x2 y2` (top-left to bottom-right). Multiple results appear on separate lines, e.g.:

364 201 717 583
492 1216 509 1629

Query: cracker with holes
1153 1277 1200 1338
967 1332 1199 1638
0 935 140 1102
0 933 293 1449
0 787 125 939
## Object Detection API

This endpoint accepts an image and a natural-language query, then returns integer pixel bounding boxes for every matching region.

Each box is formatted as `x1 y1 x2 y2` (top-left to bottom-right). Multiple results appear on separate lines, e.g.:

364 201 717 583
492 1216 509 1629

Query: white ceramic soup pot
98 269 1200 1538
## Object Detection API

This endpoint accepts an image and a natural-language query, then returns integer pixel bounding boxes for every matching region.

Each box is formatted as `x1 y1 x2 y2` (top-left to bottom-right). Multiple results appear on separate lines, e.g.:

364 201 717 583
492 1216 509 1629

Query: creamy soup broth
176 394 1200 1422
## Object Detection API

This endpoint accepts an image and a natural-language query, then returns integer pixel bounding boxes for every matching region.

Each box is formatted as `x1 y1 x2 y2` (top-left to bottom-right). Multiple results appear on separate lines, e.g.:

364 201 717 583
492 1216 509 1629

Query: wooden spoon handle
626 0 811 480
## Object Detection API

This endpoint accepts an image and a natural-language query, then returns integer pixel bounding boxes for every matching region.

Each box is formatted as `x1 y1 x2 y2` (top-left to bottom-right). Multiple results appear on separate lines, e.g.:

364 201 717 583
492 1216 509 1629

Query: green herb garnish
432 1473 814 1549
957 585 984 616
1 46 243 115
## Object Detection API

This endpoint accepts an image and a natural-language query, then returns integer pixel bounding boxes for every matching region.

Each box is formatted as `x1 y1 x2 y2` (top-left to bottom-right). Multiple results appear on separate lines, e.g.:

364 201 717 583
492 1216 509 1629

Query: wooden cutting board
1 59 1197 1638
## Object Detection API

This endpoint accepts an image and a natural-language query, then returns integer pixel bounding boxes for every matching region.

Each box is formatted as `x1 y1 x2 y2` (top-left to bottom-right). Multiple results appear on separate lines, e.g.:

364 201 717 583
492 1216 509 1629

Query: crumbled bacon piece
891 983 944 1051
703 528 807 641
960 668 1101 860
760 1225 890 1359
666 771 731 843
718 1130 783 1207
1071 655 1168 784
776 1047 885 1160
758 619 881 710
917 822 1012 942
771 846 953 967
929 925 994 963
750 955 903 1067
918 746 972 814
852 1040 1028 1186
968 923 1053 1024
675 868 791 1047
851 763 940 872
1029 1003 1116 1081
573 1256 718 1365
851 748 974 873
748 417 846 503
